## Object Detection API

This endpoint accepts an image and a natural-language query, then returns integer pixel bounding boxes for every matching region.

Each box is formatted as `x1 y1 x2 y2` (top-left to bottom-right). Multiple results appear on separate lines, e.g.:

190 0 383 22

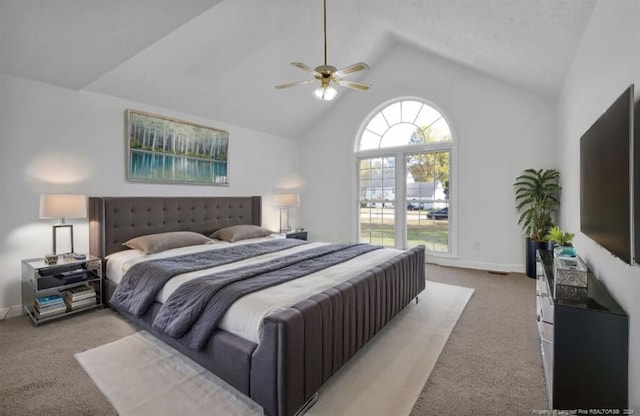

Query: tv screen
580 85 634 265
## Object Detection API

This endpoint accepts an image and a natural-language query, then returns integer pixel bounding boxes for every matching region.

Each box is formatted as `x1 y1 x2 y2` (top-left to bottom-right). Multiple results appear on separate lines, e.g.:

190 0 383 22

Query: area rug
75 281 474 416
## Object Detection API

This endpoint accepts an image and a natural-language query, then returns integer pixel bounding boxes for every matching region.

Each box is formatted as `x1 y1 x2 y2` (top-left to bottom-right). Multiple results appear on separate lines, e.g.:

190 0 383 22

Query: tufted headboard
89 196 262 259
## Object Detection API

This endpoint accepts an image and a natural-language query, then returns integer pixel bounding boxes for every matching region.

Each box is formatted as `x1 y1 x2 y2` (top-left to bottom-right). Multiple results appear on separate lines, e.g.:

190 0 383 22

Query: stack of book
64 285 97 310
34 294 66 319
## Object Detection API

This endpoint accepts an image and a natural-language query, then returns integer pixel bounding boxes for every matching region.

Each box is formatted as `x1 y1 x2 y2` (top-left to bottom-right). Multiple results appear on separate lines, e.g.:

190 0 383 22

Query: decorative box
553 245 576 259
553 255 588 302
44 254 58 264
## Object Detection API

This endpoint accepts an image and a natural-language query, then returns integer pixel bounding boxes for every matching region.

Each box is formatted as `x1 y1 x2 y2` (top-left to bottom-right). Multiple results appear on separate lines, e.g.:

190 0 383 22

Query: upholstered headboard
89 196 262 259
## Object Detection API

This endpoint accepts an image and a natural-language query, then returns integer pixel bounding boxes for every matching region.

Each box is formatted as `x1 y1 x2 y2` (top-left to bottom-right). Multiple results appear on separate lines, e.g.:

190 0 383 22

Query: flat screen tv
580 85 635 265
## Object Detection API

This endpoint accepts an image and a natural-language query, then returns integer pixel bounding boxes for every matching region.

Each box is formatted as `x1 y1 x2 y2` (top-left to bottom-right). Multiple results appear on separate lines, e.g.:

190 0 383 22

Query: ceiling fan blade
291 62 321 76
333 62 369 78
275 79 316 90
334 78 371 91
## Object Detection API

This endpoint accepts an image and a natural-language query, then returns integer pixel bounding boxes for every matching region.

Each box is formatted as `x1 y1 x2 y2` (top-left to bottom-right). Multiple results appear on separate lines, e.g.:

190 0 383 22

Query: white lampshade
39 194 87 219
273 193 300 208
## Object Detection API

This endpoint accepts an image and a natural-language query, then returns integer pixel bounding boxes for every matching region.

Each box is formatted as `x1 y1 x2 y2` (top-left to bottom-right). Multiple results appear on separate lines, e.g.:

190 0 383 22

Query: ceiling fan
275 0 371 101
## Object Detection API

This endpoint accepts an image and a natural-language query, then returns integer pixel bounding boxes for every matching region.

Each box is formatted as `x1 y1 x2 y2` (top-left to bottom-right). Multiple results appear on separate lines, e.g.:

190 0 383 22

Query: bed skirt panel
251 246 425 416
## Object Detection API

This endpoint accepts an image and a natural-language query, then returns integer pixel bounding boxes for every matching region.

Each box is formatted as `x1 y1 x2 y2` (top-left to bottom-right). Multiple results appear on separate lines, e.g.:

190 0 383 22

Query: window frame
352 97 458 257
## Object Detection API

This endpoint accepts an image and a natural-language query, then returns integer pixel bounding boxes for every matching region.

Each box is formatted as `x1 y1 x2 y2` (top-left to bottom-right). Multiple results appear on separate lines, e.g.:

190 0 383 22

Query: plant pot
525 238 550 278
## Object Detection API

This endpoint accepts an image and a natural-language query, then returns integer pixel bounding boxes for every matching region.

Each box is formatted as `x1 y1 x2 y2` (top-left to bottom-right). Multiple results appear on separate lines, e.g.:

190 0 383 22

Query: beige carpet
0 265 547 415
411 265 549 415
74 281 473 416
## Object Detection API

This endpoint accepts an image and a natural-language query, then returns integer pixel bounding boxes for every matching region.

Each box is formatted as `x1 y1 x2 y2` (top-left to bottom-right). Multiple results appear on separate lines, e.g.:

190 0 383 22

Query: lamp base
279 207 291 233
53 224 74 255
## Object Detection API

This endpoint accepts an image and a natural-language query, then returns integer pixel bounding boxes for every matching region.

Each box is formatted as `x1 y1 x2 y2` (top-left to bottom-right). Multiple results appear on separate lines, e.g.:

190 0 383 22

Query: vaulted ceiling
0 0 595 138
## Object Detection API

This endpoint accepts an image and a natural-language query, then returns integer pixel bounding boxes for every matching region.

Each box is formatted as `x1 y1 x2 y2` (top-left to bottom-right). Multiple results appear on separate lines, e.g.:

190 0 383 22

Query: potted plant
514 168 561 277
546 226 576 257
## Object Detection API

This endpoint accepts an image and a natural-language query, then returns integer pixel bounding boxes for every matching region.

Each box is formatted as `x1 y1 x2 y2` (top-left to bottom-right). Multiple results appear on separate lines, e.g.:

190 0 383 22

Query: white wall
299 41 557 272
0 72 301 313
557 0 640 407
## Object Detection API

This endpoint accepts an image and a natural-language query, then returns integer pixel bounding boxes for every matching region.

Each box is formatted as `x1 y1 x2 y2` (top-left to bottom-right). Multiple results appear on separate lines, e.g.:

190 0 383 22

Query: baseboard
0 305 23 320
427 258 525 274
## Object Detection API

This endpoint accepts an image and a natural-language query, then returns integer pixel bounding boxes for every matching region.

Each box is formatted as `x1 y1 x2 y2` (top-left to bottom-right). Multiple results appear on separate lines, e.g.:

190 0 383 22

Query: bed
88 196 425 416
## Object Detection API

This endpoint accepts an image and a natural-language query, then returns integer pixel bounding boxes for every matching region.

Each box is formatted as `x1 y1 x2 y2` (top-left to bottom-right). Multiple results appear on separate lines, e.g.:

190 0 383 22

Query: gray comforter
112 240 381 350
110 238 304 316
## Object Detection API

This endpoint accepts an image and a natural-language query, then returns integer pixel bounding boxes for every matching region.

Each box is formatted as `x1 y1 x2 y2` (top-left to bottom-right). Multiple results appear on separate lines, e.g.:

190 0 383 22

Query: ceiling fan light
313 85 338 101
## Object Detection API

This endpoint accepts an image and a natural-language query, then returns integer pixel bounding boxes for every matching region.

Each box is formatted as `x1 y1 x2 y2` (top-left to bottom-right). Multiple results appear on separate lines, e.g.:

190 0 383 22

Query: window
355 98 455 254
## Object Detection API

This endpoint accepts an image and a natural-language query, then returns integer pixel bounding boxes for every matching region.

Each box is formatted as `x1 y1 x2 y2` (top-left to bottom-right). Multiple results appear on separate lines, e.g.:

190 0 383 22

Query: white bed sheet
107 239 403 343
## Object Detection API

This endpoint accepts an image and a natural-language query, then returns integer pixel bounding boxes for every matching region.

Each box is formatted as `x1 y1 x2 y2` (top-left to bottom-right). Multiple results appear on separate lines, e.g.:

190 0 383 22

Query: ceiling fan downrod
274 0 371 100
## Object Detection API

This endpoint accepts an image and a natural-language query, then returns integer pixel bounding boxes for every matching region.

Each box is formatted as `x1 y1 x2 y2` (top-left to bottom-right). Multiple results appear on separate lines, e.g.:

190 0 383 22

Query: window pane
406 151 450 252
414 105 442 129
366 113 389 136
422 117 452 143
381 102 401 126
402 100 423 124
358 156 396 247
360 130 381 150
380 123 419 148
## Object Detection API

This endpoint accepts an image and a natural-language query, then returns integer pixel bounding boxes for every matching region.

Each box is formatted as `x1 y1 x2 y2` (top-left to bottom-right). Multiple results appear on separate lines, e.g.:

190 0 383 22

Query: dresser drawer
540 292 554 325
540 319 554 345
537 271 554 325
536 271 546 294
541 334 554 404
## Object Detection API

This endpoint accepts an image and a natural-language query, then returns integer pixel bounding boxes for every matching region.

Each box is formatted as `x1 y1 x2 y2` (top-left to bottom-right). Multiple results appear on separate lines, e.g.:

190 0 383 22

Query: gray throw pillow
211 225 273 243
123 231 212 254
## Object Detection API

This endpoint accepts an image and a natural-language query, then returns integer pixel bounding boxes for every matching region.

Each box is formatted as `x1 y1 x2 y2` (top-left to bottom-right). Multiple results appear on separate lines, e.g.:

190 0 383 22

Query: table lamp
39 194 87 255
273 193 299 233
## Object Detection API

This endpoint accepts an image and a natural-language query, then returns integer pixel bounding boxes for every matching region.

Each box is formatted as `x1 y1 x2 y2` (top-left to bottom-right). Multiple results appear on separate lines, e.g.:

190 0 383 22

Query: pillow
123 231 212 254
210 225 273 243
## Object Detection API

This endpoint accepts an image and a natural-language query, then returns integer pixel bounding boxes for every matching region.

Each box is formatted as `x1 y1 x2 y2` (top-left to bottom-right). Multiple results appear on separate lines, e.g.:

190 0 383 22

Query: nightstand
21 255 103 326
286 231 308 241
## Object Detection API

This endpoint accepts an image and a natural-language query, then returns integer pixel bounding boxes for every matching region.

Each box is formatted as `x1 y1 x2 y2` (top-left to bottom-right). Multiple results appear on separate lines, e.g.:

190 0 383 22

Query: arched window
355 98 456 254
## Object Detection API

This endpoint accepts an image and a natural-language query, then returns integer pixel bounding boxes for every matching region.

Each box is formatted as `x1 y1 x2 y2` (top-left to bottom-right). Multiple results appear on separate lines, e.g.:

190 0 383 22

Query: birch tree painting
126 110 229 185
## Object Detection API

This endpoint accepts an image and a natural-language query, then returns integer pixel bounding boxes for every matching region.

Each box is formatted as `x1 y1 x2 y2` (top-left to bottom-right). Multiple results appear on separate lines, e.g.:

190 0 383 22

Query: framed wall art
126 109 229 185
